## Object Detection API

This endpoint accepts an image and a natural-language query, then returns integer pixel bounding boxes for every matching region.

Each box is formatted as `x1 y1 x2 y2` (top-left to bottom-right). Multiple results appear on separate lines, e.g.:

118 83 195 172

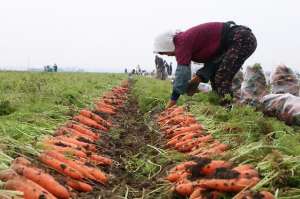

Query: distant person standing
125 68 128 74
153 21 257 107
53 63 58 72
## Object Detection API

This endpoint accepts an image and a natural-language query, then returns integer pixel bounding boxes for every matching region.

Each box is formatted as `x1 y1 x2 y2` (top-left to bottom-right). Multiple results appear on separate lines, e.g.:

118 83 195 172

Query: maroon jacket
174 22 224 65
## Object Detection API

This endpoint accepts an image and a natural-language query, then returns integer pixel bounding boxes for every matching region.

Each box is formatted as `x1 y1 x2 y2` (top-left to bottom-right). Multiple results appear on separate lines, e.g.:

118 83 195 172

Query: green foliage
0 100 15 116
132 76 300 197
0 71 126 152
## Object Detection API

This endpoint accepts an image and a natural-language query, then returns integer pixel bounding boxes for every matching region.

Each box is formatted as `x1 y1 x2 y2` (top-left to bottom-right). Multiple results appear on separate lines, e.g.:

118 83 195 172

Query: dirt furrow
79 83 175 199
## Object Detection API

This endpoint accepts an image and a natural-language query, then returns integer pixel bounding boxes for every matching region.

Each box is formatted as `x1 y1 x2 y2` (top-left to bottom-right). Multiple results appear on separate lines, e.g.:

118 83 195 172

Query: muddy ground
76 83 182 199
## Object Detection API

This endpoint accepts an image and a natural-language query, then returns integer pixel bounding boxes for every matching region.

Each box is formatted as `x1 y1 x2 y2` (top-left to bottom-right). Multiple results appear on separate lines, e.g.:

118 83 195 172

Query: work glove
186 75 202 96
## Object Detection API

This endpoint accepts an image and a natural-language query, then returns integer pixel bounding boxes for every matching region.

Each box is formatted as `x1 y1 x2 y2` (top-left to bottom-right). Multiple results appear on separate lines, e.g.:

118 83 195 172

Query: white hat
153 30 177 53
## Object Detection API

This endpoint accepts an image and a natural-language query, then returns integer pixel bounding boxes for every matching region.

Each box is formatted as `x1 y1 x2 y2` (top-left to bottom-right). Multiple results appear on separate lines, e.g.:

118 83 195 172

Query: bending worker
153 21 257 107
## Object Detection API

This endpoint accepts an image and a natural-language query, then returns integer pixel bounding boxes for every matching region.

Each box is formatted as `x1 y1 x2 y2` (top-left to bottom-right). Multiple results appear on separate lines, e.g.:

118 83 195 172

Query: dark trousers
197 26 257 98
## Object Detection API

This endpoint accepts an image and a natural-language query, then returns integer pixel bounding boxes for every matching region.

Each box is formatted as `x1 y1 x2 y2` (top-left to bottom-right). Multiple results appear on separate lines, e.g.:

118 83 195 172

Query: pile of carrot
157 106 228 156
1 81 129 199
157 106 275 199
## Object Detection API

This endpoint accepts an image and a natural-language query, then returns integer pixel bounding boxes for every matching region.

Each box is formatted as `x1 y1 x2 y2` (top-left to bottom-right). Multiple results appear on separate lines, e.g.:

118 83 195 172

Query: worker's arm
166 64 191 108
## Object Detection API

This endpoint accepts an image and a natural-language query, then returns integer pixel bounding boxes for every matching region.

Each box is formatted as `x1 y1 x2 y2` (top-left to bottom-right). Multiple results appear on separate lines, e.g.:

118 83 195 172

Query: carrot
196 143 228 157
166 132 201 147
54 136 97 152
176 135 213 152
189 187 206 199
42 142 88 159
0 169 18 181
174 182 194 196
12 157 32 166
73 115 107 131
11 163 70 199
75 161 108 184
102 98 123 107
45 151 93 179
90 154 112 166
235 191 275 199
165 171 190 183
95 105 116 115
171 124 204 135
200 160 232 176
173 130 199 138
174 135 209 150
158 111 184 123
66 179 93 192
39 153 83 180
96 101 117 111
67 123 102 138
55 127 96 141
46 151 108 184
170 161 197 173
232 166 259 179
260 191 275 199
79 109 111 128
232 164 254 171
45 138 85 151
188 141 221 156
194 177 260 192
169 129 203 139
4 176 56 199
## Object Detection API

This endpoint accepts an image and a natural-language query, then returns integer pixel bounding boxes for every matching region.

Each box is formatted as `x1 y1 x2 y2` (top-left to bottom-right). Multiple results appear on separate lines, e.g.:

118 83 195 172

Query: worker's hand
166 100 177 109
186 75 202 96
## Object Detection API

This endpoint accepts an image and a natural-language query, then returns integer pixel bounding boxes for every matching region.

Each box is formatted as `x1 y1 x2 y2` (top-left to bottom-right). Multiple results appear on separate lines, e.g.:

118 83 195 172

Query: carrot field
0 72 299 199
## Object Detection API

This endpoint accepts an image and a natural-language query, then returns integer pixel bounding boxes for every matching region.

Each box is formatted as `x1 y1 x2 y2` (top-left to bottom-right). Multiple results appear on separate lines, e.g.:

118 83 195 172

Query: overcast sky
0 0 299 73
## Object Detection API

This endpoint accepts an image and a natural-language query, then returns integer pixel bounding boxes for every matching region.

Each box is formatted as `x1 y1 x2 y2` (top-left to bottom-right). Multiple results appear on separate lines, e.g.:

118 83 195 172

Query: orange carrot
66 179 93 192
165 171 190 183
46 151 108 184
195 177 260 192
54 136 97 152
75 161 108 184
200 160 232 176
174 182 194 196
176 135 213 152
232 164 254 171
45 139 85 152
73 115 107 131
39 153 83 180
188 141 221 156
90 154 112 166
55 127 96 141
96 101 117 111
189 187 206 199
12 157 32 166
171 124 204 135
232 166 259 179
0 169 18 181
170 161 197 173
79 109 111 128
42 142 87 159
235 190 275 199
196 143 228 157
4 176 56 199
260 191 275 199
95 105 116 115
11 163 70 199
67 123 101 138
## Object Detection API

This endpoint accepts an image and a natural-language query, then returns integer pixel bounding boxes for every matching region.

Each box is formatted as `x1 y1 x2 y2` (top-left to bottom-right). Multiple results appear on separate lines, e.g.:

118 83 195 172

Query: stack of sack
261 65 300 125
240 64 268 106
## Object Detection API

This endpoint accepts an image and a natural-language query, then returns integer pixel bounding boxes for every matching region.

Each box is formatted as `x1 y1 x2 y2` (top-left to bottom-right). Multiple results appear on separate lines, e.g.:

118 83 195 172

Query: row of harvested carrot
0 81 129 199
157 106 275 199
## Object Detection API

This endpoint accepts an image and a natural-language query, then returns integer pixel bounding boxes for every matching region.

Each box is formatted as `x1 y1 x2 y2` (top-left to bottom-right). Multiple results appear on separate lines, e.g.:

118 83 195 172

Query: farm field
0 72 300 199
